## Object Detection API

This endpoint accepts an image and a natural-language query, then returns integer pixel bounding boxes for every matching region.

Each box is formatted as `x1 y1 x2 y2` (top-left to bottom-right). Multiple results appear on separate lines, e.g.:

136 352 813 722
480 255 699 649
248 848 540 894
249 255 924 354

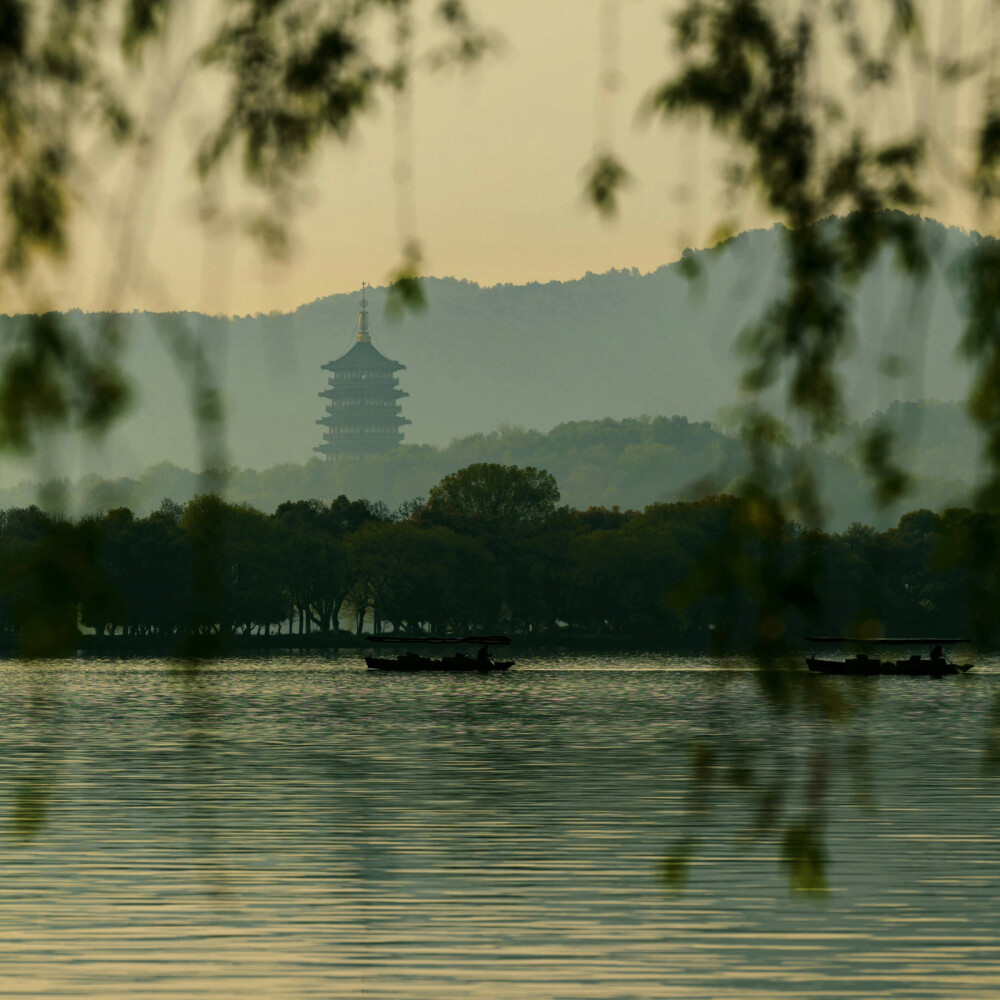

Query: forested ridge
0 463 995 656
0 403 978 533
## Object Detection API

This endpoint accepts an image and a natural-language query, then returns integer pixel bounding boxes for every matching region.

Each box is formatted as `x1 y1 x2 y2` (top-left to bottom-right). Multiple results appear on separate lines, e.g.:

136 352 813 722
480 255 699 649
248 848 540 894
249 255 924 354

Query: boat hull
365 655 512 673
806 656 973 677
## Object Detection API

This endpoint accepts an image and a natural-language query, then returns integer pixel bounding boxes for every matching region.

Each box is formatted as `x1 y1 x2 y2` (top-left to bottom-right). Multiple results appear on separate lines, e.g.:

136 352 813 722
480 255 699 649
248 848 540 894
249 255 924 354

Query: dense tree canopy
0 463 994 655
426 463 560 524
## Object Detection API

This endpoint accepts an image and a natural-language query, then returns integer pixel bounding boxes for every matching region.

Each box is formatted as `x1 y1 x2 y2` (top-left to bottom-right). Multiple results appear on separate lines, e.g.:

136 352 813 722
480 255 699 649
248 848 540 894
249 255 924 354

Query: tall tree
426 464 560 525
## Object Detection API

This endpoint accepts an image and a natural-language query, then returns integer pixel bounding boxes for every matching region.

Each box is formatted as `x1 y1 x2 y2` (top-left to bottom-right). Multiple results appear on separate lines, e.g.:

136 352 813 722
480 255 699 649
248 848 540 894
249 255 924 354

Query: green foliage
347 520 498 634
385 241 427 318
859 423 910 507
660 835 697 890
781 816 828 895
584 153 630 217
6 752 55 843
641 1 973 529
0 456 994 654
121 0 170 58
273 495 377 633
426 462 560 524
0 315 131 452
197 6 373 188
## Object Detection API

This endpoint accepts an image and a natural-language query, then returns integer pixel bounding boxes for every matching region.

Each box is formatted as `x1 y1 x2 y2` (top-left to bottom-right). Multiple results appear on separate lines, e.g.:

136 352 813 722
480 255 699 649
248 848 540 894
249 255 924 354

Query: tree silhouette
426 463 560 525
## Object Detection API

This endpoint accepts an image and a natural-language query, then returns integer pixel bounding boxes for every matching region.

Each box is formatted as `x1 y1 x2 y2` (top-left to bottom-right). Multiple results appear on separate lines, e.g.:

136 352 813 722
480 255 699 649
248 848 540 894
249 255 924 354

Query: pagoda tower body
315 285 411 460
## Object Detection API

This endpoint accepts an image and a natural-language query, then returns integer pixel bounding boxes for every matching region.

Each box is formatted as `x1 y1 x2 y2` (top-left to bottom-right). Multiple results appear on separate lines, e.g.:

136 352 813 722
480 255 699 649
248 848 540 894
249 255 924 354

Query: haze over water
1 652 998 999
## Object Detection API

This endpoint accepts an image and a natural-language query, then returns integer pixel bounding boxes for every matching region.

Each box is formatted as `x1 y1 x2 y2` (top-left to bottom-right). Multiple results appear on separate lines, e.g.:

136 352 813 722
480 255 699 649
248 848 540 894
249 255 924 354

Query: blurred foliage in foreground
641 0 1000 520
0 0 490 461
0 462 997 656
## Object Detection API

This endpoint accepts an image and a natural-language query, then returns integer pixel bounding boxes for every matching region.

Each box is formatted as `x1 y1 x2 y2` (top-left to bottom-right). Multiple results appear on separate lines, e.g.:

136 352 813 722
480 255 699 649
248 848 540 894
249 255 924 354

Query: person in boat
931 644 946 665
476 644 494 667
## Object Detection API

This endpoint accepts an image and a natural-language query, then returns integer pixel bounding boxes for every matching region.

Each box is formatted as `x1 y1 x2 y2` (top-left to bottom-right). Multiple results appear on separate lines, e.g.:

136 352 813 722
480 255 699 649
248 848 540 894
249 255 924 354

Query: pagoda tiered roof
321 339 404 372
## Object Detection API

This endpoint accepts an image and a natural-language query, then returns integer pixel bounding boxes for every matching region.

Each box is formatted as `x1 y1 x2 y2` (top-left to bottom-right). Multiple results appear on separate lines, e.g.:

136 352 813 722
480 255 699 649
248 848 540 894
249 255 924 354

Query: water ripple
0 652 996 997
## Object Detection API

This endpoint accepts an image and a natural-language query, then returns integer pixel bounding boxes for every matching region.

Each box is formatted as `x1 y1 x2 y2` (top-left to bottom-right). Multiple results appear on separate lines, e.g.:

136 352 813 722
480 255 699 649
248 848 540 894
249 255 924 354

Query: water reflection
0 652 996 998
661 663 872 898
3 678 62 843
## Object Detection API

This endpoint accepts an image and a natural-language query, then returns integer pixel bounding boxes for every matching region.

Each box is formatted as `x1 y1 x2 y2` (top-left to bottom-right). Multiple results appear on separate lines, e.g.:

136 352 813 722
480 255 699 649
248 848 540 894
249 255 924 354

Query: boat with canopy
365 635 513 672
805 637 974 676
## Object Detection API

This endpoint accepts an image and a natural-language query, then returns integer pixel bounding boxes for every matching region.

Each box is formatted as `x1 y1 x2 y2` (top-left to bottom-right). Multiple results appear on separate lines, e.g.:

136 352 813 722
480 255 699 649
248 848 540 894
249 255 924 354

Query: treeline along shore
0 462 996 656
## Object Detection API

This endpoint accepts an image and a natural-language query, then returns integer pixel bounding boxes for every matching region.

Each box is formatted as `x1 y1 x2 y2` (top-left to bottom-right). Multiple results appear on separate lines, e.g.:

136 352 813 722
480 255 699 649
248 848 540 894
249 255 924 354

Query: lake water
1 650 999 998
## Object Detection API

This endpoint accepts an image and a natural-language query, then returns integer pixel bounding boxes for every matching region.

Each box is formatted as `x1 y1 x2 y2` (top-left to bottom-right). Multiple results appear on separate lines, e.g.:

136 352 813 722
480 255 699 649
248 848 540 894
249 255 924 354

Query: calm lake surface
1 650 999 999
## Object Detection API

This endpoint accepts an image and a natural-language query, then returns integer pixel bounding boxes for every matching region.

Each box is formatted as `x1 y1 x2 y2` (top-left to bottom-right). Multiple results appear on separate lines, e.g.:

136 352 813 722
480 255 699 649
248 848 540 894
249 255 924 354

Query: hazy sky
33 0 733 316
20 0 988 317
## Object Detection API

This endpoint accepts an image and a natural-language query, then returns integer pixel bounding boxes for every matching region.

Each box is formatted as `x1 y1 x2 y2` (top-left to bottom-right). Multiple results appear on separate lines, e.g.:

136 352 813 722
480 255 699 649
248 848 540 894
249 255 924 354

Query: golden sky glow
24 1 721 316
14 0 992 317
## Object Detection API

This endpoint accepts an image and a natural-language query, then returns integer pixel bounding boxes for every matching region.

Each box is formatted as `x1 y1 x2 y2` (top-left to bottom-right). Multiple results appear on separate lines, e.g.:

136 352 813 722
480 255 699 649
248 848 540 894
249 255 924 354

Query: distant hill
0 405 977 532
0 212 986 494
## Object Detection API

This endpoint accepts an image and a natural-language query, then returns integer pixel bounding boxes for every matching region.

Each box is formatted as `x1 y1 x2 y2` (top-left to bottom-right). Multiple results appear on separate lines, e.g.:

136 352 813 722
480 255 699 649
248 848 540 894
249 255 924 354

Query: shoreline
0 631 727 659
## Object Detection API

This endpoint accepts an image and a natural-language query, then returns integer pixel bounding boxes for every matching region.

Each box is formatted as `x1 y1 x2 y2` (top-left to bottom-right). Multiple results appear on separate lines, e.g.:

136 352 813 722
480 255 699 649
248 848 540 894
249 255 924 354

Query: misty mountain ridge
0 212 984 485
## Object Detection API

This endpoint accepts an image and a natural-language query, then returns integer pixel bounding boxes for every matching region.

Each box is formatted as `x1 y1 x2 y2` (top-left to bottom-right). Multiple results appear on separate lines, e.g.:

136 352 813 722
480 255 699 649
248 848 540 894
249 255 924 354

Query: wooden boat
805 637 973 677
365 634 513 672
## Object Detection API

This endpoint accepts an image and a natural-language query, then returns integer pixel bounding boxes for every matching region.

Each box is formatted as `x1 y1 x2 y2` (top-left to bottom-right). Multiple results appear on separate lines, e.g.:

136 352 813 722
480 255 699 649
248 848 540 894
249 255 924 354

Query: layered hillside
0 214 982 489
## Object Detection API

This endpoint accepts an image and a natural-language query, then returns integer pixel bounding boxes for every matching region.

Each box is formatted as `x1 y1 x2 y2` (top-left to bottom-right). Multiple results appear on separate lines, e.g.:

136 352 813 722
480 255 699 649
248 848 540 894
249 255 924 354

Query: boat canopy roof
806 637 970 645
367 634 511 646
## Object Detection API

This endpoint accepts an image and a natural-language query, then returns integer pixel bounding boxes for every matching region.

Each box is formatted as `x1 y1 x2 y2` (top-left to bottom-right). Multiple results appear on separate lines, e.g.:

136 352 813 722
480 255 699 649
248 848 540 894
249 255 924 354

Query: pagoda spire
356 282 372 343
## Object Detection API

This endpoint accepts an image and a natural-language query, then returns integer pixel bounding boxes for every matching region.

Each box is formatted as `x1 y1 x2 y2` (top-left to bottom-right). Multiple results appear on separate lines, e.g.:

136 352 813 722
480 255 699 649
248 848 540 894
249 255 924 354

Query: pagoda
315 284 410 460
